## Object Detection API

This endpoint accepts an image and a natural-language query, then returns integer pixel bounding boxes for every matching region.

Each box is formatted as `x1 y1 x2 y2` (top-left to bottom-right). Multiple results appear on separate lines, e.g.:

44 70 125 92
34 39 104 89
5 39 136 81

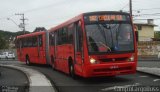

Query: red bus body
16 31 50 64
48 11 137 77
16 11 137 78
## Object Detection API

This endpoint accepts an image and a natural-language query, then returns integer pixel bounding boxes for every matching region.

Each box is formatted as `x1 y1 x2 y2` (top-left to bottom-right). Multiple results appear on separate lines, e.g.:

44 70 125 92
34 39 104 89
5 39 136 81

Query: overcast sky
0 0 160 32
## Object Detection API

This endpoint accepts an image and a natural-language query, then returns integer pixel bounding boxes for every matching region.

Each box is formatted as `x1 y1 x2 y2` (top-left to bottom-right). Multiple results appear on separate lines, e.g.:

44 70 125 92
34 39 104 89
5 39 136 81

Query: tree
15 31 30 36
0 30 31 49
33 27 46 32
154 31 160 38
0 34 9 49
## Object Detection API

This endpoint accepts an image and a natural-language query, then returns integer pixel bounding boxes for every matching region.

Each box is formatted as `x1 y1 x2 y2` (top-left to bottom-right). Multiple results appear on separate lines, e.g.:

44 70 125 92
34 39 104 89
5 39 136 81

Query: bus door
74 21 84 73
17 39 22 61
37 35 43 63
55 30 63 70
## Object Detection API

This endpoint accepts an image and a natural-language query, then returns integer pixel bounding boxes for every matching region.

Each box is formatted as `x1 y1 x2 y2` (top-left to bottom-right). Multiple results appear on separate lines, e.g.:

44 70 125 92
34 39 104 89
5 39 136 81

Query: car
0 51 15 59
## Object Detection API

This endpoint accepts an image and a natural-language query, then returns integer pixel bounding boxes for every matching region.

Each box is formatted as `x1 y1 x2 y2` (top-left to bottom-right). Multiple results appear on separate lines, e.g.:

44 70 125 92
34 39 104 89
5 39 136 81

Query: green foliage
0 34 9 49
33 27 46 32
154 31 160 38
0 30 30 49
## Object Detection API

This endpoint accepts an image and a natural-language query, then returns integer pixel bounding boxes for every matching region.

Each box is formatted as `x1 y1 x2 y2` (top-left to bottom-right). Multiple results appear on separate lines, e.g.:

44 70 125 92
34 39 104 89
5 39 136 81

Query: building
134 19 157 41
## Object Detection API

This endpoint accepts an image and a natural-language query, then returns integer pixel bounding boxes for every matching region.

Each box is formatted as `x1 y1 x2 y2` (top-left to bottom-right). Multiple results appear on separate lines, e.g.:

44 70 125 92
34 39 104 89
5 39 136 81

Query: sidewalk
137 59 160 77
0 66 29 92
137 67 160 77
0 64 56 92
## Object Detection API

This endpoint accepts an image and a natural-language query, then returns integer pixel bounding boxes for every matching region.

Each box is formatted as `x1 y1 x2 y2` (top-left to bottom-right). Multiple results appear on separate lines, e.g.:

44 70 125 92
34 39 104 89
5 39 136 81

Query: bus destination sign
84 14 130 23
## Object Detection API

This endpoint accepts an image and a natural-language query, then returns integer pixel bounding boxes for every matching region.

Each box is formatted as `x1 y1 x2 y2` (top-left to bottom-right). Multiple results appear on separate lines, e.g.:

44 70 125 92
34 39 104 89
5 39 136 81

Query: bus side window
27 38 32 47
61 27 68 44
67 24 74 44
49 32 55 46
55 30 59 46
38 35 43 47
76 21 83 52
32 37 38 47
21 38 25 48
19 39 22 48
23 38 28 47
57 29 62 45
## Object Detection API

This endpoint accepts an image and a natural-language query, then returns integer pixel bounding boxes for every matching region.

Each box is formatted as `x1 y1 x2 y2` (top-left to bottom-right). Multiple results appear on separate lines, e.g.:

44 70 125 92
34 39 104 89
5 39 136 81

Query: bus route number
89 15 123 21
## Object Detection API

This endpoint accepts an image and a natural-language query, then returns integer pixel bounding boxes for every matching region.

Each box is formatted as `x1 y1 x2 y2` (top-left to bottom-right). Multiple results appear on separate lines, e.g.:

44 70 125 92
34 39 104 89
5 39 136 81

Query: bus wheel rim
52 63 54 69
70 65 74 76
26 59 29 64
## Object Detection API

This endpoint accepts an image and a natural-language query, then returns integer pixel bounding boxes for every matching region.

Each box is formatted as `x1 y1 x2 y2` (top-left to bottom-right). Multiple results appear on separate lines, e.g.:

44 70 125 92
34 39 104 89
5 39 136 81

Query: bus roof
48 11 130 32
16 31 46 39
49 14 83 32
83 11 130 16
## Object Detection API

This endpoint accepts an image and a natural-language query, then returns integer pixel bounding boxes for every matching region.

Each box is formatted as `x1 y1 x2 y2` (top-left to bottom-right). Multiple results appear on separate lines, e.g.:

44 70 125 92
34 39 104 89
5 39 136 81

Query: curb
137 67 160 77
1 65 56 92
138 59 160 61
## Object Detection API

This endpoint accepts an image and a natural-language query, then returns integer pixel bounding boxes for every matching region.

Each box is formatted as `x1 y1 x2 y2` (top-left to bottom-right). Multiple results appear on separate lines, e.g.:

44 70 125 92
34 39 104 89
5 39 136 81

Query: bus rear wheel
69 63 77 79
51 56 55 70
26 56 31 65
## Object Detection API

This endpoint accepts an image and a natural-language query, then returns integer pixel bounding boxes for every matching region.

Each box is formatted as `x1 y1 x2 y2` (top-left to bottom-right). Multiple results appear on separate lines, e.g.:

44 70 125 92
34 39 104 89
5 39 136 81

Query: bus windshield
85 23 134 54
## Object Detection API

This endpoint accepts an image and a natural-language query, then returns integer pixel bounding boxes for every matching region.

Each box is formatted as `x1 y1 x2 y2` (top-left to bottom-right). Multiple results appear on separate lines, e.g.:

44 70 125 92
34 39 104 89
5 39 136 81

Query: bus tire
69 62 77 79
51 56 55 70
26 56 31 65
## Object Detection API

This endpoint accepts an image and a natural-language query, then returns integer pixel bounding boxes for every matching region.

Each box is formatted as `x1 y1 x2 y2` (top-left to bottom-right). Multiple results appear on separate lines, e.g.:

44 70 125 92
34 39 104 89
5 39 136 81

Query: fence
138 41 160 56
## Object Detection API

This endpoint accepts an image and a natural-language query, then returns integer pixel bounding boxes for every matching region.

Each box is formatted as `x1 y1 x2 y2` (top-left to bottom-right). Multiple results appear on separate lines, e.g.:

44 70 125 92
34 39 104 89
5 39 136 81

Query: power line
133 13 160 17
140 13 160 15
134 18 160 20
134 8 160 11
120 3 129 10
0 0 68 20
7 18 19 29
23 0 68 13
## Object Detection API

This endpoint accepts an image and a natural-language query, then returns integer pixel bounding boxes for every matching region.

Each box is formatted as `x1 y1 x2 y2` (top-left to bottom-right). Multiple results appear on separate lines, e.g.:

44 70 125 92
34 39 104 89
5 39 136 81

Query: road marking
1 64 55 92
153 79 160 82
139 76 148 78
101 83 140 91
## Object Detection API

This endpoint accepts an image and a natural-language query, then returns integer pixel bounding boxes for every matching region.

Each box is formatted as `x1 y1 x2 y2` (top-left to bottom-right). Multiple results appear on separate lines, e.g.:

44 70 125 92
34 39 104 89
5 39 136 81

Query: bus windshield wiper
102 24 119 51
97 24 108 48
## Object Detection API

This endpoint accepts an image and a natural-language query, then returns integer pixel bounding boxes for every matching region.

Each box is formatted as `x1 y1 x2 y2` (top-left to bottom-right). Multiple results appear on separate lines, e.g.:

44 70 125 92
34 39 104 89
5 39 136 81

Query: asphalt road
1 60 160 92
0 66 29 92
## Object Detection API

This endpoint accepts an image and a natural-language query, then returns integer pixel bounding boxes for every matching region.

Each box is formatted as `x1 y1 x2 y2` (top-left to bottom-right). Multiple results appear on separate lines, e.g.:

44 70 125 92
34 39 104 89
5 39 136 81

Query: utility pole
15 13 27 34
129 0 133 17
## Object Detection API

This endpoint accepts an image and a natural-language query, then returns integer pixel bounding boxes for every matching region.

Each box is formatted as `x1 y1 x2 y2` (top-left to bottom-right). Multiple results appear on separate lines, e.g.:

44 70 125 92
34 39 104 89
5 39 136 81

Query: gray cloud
0 0 160 32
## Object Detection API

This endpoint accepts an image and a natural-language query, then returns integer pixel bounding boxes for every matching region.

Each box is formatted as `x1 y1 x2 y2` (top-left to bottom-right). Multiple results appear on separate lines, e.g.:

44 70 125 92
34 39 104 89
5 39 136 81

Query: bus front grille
99 57 128 62
93 66 132 72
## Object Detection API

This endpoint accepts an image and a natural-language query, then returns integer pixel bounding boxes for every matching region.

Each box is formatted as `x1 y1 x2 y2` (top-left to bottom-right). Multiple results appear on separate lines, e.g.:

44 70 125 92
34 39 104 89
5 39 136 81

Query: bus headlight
128 55 134 62
90 58 97 64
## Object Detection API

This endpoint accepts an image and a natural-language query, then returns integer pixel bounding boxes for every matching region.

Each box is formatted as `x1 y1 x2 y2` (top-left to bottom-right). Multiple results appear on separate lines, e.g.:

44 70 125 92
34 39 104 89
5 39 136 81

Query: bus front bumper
82 62 136 77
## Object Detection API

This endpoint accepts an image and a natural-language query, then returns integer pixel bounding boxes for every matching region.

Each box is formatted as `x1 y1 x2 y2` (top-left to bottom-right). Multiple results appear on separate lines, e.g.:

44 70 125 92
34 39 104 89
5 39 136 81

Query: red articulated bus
16 11 137 78
48 11 137 78
16 31 50 65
